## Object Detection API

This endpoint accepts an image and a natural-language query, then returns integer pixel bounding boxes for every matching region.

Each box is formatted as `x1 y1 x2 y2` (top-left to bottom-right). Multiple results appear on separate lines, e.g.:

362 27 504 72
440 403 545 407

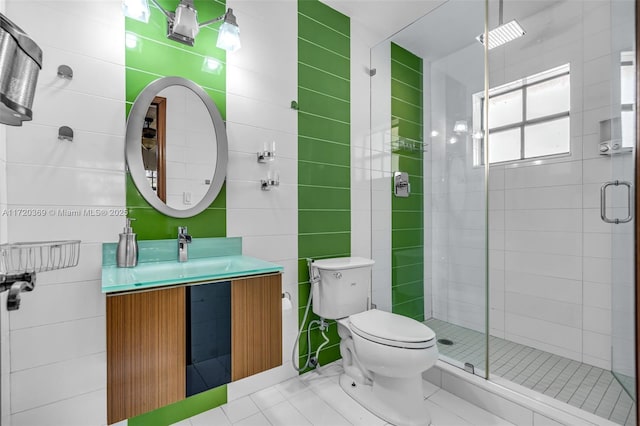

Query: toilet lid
349 309 436 349
312 257 375 270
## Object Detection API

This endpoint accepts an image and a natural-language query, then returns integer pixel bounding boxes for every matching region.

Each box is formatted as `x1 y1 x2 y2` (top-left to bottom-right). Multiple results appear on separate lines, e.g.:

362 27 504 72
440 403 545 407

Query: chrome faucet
178 226 192 262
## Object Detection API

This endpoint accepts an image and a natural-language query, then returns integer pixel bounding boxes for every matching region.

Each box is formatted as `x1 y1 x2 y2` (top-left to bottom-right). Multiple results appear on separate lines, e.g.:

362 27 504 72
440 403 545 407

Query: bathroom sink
102 255 283 293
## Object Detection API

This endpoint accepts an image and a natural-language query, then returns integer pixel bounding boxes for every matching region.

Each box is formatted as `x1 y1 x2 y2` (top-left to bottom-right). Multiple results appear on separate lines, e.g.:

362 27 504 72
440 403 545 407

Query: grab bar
600 180 633 224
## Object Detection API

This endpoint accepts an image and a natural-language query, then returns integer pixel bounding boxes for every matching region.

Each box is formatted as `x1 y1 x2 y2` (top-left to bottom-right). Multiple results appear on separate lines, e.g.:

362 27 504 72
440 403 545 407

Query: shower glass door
610 0 636 403
369 0 488 378
486 0 637 423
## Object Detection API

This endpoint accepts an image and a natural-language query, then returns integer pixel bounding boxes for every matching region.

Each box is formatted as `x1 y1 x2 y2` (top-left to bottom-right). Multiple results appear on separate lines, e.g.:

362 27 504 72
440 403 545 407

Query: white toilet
311 257 438 426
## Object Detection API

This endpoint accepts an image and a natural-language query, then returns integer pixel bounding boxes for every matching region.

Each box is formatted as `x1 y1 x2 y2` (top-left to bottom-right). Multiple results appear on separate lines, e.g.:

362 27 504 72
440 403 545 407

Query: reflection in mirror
142 97 166 201
126 77 228 219
140 87 218 210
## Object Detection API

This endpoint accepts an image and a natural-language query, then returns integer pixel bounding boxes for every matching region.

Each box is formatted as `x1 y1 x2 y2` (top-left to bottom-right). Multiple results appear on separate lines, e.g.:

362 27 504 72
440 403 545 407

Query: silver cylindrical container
116 232 139 268
0 13 42 126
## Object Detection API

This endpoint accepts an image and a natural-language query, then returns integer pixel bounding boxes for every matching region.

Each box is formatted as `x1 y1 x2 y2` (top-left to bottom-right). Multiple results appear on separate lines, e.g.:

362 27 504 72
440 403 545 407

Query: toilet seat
348 309 436 349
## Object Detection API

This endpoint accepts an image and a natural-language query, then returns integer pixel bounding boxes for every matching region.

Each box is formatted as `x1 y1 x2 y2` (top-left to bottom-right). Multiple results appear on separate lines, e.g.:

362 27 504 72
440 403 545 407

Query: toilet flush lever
334 272 342 279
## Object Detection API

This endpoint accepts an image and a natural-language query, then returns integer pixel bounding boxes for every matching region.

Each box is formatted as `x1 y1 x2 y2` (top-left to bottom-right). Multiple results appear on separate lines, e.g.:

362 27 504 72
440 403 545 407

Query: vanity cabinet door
107 287 186 424
231 274 282 381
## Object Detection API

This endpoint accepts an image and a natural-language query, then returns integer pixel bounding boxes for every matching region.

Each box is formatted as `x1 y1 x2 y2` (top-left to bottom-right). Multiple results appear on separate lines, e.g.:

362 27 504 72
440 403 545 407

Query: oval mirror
126 77 227 218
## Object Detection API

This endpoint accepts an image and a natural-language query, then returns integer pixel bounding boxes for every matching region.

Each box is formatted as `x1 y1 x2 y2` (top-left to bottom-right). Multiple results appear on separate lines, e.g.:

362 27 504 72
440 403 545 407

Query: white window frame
473 63 571 166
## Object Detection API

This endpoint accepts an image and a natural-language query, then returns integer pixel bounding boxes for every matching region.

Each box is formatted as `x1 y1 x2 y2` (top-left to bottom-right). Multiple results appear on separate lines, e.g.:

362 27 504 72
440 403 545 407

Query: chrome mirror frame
125 76 228 218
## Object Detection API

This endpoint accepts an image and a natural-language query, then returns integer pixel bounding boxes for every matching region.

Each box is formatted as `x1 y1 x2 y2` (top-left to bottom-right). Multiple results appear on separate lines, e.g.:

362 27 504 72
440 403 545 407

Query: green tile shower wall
298 0 350 373
125 0 227 240
391 43 424 321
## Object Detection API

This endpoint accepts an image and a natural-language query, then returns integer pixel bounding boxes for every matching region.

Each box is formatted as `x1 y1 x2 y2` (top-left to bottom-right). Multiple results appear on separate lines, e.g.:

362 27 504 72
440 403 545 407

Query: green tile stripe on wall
298 0 350 374
391 42 424 322
125 0 227 241
128 385 227 426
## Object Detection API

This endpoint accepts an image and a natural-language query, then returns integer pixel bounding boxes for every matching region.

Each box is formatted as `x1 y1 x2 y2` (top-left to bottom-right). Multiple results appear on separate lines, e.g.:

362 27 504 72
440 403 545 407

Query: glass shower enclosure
370 0 637 424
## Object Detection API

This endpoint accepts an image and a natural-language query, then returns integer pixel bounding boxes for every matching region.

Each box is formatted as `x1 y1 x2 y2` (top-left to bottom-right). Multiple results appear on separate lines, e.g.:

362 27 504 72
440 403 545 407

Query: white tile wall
351 23 376 261
370 41 392 312
9 315 105 372
3 1 124 424
426 31 486 333
10 389 106 426
11 352 105 414
0 6 8 424
225 0 299 398
1 293 10 426
0 62 6 242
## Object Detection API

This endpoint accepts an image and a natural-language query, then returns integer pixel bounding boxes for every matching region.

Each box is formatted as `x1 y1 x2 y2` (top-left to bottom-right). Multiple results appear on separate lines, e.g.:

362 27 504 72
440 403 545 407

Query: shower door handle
600 180 633 224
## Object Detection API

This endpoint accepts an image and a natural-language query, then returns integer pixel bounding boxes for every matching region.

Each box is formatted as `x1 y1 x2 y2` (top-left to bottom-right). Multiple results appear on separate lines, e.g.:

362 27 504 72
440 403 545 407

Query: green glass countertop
102 255 283 293
101 238 282 293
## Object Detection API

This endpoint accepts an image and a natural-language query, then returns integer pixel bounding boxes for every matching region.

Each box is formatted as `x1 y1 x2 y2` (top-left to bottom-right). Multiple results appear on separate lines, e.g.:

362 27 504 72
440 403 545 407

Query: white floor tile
299 370 335 391
424 399 473 426
289 388 352 426
189 406 232 426
250 385 287 411
310 379 385 426
275 376 311 399
422 379 440 399
232 411 272 426
428 390 515 426
187 361 523 426
170 420 192 426
221 396 261 424
262 400 312 426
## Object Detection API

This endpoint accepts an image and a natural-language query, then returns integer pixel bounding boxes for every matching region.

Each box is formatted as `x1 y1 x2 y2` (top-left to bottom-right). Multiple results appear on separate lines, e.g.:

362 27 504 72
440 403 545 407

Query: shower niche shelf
390 137 428 153
0 240 81 310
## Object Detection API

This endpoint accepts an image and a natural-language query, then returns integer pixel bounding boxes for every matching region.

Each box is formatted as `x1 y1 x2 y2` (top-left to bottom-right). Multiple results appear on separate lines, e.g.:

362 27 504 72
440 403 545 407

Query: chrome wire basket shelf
0 240 81 276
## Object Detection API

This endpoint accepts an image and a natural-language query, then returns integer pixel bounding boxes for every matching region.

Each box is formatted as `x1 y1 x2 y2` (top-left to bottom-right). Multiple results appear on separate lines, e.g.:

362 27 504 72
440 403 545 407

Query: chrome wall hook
57 65 73 80
58 126 74 142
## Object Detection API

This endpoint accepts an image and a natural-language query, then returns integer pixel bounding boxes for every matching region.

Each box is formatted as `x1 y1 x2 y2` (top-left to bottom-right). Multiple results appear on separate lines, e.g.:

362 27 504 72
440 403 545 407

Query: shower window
474 63 570 165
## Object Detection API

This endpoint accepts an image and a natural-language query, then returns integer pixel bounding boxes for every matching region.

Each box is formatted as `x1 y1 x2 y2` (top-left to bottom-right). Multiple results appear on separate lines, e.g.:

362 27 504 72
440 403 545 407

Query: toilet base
339 373 431 426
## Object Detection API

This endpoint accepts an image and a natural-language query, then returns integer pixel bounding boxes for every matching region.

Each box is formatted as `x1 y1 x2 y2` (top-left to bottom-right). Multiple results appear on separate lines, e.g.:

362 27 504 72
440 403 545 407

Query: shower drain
437 338 454 346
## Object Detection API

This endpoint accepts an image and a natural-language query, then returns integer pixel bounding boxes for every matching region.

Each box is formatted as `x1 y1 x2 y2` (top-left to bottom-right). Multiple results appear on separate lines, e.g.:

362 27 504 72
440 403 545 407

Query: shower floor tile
425 318 637 426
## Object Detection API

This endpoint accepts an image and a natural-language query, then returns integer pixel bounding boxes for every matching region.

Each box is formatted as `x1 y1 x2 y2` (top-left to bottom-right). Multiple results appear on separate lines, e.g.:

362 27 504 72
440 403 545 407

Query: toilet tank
311 257 375 320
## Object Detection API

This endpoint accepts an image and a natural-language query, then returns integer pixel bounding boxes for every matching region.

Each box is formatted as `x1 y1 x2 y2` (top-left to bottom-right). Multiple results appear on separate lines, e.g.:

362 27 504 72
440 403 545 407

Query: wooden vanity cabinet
107 286 186 424
231 274 282 381
106 273 282 424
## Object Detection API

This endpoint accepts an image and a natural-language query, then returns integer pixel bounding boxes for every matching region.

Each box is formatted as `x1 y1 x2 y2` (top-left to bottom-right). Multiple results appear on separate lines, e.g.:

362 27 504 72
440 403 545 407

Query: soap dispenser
116 218 138 268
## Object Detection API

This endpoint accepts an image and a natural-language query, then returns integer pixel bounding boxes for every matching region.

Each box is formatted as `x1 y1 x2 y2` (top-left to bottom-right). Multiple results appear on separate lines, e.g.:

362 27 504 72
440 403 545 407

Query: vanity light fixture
122 0 241 51
122 0 150 23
